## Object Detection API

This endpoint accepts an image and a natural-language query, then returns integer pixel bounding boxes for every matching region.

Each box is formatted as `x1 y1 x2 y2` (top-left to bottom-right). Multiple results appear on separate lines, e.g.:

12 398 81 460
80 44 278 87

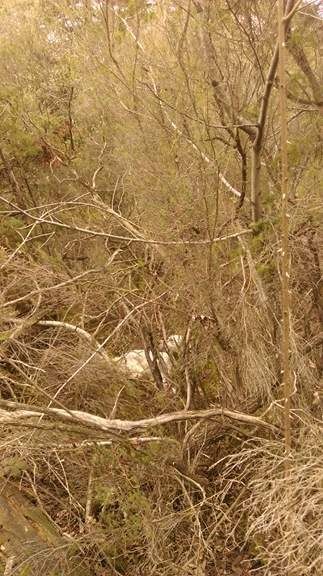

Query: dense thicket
0 1 322 575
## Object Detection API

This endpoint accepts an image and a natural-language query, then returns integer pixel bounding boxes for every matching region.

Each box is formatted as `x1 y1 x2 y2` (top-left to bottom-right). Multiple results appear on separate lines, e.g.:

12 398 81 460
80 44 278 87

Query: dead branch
37 320 112 365
0 398 278 433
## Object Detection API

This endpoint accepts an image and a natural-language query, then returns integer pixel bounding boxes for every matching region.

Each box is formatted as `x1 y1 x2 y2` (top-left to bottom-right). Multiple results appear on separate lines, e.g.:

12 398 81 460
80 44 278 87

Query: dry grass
212 424 322 575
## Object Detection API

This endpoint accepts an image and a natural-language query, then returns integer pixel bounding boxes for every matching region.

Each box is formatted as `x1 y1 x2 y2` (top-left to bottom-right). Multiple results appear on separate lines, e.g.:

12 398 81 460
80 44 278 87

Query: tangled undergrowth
0 177 322 576
0 1 322 574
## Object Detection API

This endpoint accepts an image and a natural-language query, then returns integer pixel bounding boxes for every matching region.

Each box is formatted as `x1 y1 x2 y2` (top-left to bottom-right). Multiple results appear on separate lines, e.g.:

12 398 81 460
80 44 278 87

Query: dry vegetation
0 1 322 575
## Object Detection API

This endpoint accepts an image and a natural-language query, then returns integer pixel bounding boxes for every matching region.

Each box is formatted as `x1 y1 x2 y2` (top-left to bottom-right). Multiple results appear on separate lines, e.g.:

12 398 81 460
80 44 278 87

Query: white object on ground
114 335 182 379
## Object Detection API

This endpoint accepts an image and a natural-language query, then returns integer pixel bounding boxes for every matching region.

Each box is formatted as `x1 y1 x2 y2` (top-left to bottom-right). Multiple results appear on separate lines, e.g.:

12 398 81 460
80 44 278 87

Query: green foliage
7 130 41 160
249 219 277 255
1 456 29 478
200 357 220 398
255 261 276 281
0 216 21 247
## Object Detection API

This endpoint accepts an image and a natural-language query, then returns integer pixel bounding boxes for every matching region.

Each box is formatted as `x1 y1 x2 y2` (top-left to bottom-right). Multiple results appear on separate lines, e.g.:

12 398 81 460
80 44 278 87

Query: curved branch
37 320 112 365
0 399 277 434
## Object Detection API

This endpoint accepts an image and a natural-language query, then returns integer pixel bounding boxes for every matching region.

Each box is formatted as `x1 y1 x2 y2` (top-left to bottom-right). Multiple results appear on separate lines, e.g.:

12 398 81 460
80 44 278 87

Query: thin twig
114 8 243 200
0 267 101 310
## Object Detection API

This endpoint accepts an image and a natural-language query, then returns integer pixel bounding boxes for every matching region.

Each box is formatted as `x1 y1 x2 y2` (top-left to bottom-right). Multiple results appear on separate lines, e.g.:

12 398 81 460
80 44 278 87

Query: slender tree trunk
278 0 292 453
250 0 297 223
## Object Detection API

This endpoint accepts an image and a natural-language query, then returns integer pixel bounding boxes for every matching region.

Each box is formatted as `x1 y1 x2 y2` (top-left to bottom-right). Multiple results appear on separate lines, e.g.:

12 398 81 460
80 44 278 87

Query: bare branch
0 194 251 244
37 320 112 365
114 7 243 200
0 399 278 433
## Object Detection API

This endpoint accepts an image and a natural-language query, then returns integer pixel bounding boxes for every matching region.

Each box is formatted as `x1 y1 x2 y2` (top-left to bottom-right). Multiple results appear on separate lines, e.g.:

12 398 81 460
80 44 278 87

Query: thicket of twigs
0 1 322 575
